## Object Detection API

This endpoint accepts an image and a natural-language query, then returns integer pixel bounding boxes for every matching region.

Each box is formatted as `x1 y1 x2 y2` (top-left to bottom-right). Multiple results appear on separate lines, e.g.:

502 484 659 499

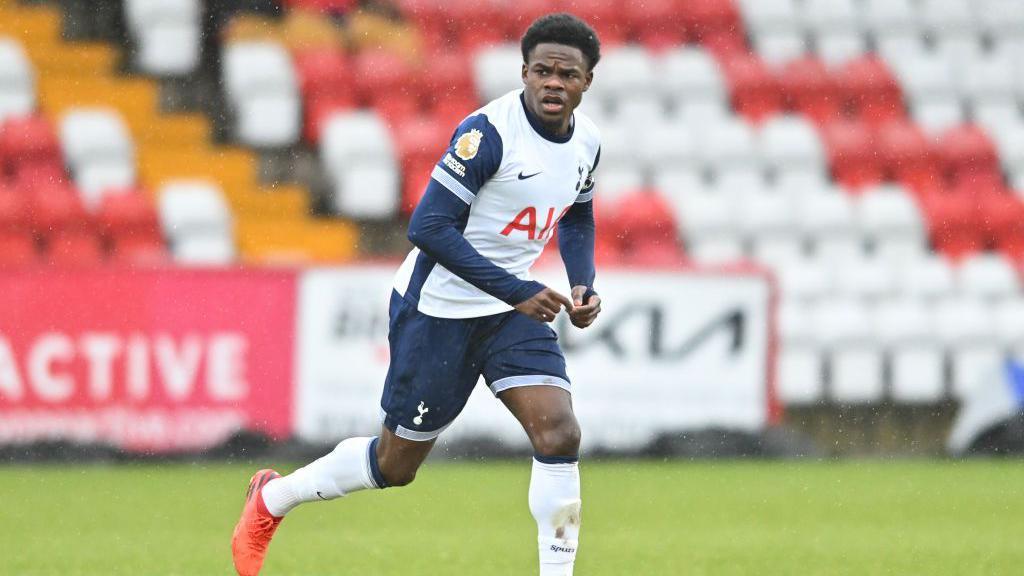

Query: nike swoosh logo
518 171 542 180
316 491 328 500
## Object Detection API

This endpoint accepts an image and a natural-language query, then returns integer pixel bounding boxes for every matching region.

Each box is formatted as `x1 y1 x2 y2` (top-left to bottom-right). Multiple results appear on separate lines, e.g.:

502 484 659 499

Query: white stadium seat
797 189 861 261
814 31 868 68
889 53 957 101
920 0 978 37
125 0 201 76
973 102 1022 138
975 0 1024 39
332 164 399 219
992 122 1024 175
815 297 884 403
0 38 35 123
320 110 397 170
861 0 917 35
737 187 802 263
856 184 927 262
934 297 1002 399
777 299 824 404
752 31 807 66
473 44 521 103
656 47 727 105
833 255 896 301
597 47 658 103
758 115 827 186
801 0 860 35
653 167 706 207
611 94 666 128
221 41 300 147
594 166 645 201
775 255 832 301
896 255 956 301
696 118 759 174
994 298 1024 353
58 108 136 208
157 180 235 264
738 0 801 35
675 191 743 263
639 120 696 170
956 253 1021 300
873 298 945 403
960 49 1015 103
912 98 966 135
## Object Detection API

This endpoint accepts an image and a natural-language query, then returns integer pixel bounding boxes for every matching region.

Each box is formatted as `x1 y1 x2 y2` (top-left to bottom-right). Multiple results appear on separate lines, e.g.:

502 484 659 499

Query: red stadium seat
397 0 450 45
29 184 92 236
936 125 1000 186
573 0 628 47
430 95 480 130
303 96 357 143
0 232 38 266
836 56 904 127
820 120 883 190
978 192 1024 253
451 0 509 50
778 58 841 125
876 120 940 193
374 93 421 126
418 52 478 111
685 0 745 55
13 162 67 195
45 229 105 266
918 190 984 260
723 54 783 123
505 0 557 39
111 235 170 266
0 190 30 234
626 0 686 50
0 115 62 177
97 191 161 245
401 159 434 215
394 116 448 172
353 50 418 108
294 49 355 104
615 189 680 251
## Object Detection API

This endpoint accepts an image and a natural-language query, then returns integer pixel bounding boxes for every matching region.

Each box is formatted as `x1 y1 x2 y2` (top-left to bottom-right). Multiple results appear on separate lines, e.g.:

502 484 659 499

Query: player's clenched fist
515 287 573 323
568 285 601 328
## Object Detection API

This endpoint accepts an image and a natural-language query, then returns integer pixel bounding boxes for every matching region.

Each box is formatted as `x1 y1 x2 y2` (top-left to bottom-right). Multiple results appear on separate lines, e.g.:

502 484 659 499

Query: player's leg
501 386 582 576
482 313 581 576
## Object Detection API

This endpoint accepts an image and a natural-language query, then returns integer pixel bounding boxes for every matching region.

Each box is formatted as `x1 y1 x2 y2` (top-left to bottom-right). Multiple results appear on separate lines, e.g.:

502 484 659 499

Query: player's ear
583 70 593 92
521 62 528 84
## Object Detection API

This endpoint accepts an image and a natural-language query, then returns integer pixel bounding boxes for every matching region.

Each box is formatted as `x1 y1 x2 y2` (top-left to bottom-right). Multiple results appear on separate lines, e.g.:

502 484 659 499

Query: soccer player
232 13 602 576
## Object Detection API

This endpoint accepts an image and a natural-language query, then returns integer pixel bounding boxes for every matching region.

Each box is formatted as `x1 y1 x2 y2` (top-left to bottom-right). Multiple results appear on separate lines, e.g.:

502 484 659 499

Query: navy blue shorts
380 290 570 441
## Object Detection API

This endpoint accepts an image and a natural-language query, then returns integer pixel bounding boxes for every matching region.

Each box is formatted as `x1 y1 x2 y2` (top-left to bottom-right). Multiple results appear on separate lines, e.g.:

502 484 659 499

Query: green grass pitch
1 459 1022 575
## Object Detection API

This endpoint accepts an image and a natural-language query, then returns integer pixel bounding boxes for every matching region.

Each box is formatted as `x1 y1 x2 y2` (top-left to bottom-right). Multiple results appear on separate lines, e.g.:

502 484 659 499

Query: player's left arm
558 151 601 329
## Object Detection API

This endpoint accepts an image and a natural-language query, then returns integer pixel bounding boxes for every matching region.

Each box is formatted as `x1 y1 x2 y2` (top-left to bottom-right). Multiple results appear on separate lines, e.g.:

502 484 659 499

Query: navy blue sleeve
557 199 596 300
409 178 545 307
430 113 502 205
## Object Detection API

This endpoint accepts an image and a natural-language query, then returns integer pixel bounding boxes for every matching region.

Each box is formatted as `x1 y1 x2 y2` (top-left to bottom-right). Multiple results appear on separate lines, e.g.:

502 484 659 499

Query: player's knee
532 415 581 457
379 462 419 487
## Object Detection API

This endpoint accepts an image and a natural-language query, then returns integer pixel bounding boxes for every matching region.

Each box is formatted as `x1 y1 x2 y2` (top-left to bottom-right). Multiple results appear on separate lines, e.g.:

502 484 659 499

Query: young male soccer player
232 13 602 576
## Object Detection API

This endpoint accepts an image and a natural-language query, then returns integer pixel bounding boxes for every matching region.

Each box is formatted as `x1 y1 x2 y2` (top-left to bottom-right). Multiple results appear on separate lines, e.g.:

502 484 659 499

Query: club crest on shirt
455 128 483 160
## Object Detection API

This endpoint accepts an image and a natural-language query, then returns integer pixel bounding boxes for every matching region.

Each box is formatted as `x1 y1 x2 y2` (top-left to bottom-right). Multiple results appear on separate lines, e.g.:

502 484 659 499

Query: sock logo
316 491 328 501
413 402 429 426
550 545 576 554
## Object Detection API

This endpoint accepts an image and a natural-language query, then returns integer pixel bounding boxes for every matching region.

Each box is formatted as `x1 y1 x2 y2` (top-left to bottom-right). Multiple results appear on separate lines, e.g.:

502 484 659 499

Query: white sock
529 458 581 576
261 436 385 517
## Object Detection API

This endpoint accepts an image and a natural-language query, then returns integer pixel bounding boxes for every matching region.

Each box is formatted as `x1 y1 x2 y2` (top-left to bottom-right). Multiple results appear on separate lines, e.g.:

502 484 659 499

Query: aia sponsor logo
500 206 571 240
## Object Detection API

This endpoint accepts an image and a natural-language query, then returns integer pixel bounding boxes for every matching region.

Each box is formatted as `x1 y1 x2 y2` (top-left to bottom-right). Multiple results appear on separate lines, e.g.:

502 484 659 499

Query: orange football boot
231 469 283 576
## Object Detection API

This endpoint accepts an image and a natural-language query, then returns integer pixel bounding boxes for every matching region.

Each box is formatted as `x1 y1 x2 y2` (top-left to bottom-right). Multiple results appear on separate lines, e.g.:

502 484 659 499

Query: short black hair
521 13 601 71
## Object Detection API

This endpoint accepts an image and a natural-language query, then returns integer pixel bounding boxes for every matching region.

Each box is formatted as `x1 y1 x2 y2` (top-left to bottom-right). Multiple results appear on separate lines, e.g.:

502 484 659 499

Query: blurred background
2 0 1024 464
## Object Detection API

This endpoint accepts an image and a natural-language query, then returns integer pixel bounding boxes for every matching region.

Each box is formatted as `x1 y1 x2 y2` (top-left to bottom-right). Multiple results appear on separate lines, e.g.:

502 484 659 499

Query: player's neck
520 92 574 143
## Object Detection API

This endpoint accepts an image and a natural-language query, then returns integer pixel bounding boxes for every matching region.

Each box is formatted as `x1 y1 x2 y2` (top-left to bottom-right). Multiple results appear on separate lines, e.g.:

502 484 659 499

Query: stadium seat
775 254 831 301
856 184 927 262
157 180 235 264
815 297 884 403
0 38 34 124
796 188 861 260
124 0 201 76
737 0 800 36
994 297 1024 354
294 49 356 142
684 0 746 53
29 183 92 236
473 44 521 103
934 296 1002 399
936 125 1000 185
757 115 827 183
833 254 896 301
777 58 841 125
0 115 62 176
896 255 956 301
657 46 728 105
320 110 397 169
696 117 759 177
956 253 1021 300
45 229 105 266
221 41 301 147
872 298 945 403
394 115 448 176
736 186 802 263
0 231 38 266
97 191 161 246
961 49 1015 107
614 190 681 252
752 30 807 66
777 299 825 404
58 108 136 209
836 56 904 127
675 190 743 263
820 120 882 190
861 0 917 36
918 190 985 260
638 120 696 172
723 55 783 123
331 163 400 219
875 120 939 192
594 47 657 105
920 0 978 38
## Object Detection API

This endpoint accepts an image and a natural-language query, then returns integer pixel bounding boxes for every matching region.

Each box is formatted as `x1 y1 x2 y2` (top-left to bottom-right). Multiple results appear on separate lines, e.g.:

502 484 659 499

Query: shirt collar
519 91 574 143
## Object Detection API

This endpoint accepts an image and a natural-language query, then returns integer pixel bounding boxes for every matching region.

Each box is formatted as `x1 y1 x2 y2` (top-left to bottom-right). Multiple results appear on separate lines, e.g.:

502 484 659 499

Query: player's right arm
407 115 571 322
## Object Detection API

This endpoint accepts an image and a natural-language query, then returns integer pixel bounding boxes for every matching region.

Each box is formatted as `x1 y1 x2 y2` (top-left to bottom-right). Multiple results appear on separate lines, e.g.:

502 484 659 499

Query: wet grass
1 459 1022 575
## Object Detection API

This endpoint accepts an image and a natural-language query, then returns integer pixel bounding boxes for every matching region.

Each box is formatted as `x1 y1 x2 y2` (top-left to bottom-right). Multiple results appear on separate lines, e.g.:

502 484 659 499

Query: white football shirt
393 89 601 319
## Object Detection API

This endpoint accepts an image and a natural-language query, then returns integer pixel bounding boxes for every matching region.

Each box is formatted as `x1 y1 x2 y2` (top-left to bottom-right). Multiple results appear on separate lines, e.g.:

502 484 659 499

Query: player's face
521 43 593 135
